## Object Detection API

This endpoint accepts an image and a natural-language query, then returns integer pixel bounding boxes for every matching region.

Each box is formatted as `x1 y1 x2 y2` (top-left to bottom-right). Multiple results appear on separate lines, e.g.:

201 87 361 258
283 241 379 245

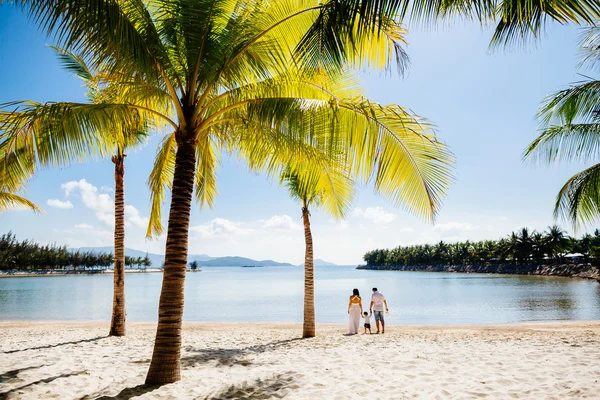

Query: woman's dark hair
353 288 360 296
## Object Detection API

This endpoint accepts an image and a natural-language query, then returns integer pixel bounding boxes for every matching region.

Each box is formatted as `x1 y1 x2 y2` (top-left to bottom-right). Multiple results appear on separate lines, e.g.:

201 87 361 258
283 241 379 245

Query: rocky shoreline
357 263 600 282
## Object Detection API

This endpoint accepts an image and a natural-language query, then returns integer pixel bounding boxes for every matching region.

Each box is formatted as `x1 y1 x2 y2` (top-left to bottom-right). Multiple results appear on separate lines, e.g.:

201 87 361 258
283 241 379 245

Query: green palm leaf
0 191 43 213
555 162 600 228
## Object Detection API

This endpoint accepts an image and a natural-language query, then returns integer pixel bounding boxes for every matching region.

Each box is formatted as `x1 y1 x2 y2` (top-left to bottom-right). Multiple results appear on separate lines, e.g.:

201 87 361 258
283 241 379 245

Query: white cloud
60 179 149 230
353 207 397 224
433 221 476 234
191 218 254 238
62 179 113 213
47 199 74 209
125 205 149 229
96 212 115 227
263 215 301 231
100 186 114 193
55 224 113 248
74 223 94 230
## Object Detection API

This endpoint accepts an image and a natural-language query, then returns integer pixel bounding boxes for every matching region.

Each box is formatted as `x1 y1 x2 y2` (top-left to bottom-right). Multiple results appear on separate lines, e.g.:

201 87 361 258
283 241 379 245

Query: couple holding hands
348 287 389 335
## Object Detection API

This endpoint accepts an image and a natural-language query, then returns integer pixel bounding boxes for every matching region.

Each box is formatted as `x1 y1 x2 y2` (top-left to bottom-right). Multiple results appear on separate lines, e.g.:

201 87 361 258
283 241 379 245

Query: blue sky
0 7 592 264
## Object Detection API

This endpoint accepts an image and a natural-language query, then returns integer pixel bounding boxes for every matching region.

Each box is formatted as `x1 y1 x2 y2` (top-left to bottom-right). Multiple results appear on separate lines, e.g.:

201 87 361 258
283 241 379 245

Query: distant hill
69 247 292 268
299 259 338 267
200 256 292 267
69 247 213 268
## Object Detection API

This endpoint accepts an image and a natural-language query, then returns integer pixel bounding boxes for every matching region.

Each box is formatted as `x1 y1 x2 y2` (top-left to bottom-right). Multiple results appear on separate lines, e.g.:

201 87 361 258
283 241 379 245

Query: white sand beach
1 321 599 399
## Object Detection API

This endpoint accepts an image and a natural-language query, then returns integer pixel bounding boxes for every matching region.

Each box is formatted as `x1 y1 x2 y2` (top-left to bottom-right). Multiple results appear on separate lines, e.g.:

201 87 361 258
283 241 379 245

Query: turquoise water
1 266 599 324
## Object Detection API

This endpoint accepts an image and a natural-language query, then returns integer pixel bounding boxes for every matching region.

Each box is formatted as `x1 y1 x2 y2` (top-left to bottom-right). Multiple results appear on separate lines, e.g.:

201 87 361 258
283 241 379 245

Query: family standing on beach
348 288 389 334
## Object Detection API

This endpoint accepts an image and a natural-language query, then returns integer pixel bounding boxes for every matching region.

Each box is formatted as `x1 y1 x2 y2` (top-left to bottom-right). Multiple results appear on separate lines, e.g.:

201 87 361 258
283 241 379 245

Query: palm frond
0 101 149 167
490 0 600 48
524 123 600 164
578 25 600 70
554 162 600 229
0 191 43 213
146 133 177 238
194 137 219 209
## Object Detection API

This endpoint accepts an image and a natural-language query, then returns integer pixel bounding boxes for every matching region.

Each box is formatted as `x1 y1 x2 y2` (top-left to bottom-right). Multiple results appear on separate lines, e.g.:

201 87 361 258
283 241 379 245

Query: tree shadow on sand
180 338 303 369
3 336 107 354
202 373 296 400
0 370 87 399
90 384 164 400
0 365 46 383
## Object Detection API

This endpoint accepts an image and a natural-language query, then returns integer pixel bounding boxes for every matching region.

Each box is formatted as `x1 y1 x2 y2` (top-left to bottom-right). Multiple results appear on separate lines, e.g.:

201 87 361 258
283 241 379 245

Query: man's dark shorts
373 310 384 322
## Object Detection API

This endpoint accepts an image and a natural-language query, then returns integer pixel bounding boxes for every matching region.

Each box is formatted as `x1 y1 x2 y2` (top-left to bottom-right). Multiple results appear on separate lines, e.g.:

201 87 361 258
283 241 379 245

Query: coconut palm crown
524 26 600 229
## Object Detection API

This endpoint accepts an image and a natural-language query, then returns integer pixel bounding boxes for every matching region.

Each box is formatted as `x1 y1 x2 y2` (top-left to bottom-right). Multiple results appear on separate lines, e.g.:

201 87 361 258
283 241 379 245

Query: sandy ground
1 321 599 399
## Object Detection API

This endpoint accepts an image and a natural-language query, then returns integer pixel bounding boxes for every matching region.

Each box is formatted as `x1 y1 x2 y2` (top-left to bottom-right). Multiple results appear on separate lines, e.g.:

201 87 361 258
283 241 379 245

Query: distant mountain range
299 259 338 267
199 256 292 267
69 247 294 267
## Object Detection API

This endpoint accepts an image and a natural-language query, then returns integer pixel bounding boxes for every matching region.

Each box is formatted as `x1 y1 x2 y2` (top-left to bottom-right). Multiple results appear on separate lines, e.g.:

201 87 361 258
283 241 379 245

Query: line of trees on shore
0 233 151 271
363 226 600 267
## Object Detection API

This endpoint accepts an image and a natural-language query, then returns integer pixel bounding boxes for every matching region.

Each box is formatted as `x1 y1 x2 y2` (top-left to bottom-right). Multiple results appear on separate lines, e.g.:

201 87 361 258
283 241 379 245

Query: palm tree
524 26 600 228
532 232 549 264
546 225 570 262
23 47 150 336
282 164 353 338
516 227 533 263
2 0 453 384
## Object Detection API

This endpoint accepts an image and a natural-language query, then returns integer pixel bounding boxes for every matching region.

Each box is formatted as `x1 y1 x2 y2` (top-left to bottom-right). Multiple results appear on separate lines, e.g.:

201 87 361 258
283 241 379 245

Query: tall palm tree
524 26 600 228
17 47 150 336
546 225 570 262
2 0 453 384
532 232 549 264
516 227 533 262
281 164 353 338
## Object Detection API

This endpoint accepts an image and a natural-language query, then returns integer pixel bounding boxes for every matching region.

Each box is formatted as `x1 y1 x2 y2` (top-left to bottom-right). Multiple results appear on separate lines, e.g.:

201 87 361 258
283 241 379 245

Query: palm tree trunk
146 133 196 385
109 154 126 337
302 203 315 338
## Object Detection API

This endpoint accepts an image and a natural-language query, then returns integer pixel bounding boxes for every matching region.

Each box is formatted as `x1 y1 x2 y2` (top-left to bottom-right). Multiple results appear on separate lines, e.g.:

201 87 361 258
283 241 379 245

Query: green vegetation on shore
363 226 600 267
0 233 151 271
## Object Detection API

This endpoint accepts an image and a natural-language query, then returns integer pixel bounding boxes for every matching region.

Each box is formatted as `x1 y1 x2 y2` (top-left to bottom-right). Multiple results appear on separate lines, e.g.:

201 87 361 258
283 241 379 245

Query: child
362 311 372 334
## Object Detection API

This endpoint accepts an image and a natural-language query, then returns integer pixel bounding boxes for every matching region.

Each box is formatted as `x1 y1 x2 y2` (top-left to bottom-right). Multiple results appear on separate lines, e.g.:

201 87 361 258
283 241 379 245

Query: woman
347 288 363 334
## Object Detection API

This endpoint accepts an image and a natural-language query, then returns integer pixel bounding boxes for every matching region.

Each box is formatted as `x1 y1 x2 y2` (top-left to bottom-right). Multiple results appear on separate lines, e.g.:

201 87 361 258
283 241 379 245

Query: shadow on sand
0 365 46 383
90 384 164 400
0 371 87 399
180 338 303 369
202 373 296 400
3 336 108 354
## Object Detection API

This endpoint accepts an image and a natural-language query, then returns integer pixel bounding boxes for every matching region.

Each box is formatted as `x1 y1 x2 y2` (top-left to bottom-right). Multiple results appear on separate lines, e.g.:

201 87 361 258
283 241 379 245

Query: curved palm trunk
146 132 196 385
302 204 315 338
109 154 126 337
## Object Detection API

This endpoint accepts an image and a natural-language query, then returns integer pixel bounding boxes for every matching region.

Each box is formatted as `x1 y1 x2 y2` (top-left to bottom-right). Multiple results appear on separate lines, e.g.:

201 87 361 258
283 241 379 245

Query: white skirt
348 304 361 334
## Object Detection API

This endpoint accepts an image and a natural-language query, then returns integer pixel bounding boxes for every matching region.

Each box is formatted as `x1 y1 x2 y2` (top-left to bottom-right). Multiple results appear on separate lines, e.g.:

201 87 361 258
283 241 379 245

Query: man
369 287 389 334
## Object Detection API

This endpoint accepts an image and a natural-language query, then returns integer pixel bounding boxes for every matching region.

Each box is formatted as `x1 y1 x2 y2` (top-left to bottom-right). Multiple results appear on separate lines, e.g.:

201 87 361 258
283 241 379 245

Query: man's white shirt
371 292 385 311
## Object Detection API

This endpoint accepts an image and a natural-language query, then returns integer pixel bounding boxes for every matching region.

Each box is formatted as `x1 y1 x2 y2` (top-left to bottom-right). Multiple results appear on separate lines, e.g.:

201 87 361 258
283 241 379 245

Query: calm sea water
1 266 599 325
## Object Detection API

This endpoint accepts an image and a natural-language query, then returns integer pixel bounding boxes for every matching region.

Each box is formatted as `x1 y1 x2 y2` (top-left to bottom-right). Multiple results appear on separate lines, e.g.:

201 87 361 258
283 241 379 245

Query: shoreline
2 320 600 330
1 321 599 399
357 263 600 282
0 268 169 278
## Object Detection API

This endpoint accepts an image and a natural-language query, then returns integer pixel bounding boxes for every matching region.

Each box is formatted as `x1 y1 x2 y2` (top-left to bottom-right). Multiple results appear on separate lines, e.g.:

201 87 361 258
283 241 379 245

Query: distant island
2 234 315 274
198 256 292 267
70 247 293 267
359 226 600 282
298 259 338 267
